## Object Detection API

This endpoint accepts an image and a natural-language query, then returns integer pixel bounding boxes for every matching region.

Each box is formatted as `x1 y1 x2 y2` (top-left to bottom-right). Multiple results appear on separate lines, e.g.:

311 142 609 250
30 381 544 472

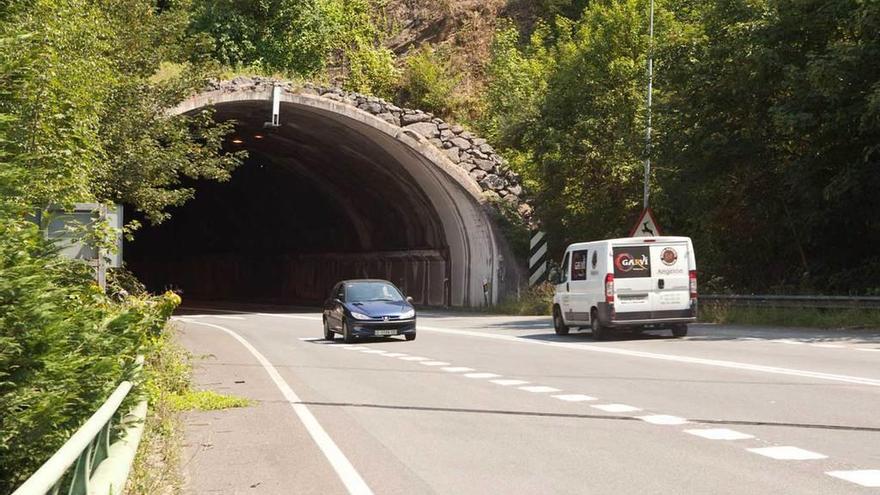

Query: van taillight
605 274 614 303
689 270 698 299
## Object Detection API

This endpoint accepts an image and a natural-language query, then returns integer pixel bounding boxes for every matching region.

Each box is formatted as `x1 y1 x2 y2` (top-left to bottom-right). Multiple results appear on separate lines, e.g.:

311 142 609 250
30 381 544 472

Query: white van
551 236 697 339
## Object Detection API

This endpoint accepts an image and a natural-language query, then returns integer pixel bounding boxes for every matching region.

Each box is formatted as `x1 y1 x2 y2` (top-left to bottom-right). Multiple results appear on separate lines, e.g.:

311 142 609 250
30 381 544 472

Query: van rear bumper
598 304 697 328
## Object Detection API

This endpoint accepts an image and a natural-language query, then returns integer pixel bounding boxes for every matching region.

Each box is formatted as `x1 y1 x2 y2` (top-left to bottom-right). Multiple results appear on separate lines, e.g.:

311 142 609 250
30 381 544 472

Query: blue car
323 279 417 343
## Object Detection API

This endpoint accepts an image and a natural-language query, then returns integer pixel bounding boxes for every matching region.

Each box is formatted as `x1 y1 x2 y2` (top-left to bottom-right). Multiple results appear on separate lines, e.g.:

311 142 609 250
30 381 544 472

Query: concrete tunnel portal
125 80 524 307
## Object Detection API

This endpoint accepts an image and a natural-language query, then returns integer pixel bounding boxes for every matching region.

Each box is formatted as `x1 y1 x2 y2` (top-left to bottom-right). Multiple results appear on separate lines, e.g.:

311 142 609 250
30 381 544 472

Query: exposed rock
450 137 471 150
507 184 523 196
469 149 489 160
472 138 487 147
440 129 455 140
401 112 432 125
480 174 507 191
479 143 495 154
376 112 399 125
364 102 383 114
469 169 488 181
405 122 440 138
428 138 443 148
450 124 464 134
438 122 450 131
444 147 460 163
474 158 495 172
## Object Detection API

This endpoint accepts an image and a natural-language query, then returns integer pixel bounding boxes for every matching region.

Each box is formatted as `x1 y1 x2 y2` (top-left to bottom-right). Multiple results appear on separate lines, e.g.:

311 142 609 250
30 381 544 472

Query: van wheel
672 324 688 338
591 309 608 340
553 307 570 336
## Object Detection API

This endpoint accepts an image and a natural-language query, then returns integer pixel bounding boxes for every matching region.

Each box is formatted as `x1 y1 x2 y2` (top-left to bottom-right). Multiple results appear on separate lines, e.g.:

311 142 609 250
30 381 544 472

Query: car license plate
374 329 397 336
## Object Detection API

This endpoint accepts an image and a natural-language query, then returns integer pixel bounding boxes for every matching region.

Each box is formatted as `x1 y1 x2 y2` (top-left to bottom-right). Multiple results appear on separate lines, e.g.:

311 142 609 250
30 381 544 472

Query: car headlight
400 308 415 319
350 311 372 320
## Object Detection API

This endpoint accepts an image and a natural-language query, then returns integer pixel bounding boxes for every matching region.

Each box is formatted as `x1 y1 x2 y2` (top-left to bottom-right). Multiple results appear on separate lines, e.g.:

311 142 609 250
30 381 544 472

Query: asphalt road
172 308 880 494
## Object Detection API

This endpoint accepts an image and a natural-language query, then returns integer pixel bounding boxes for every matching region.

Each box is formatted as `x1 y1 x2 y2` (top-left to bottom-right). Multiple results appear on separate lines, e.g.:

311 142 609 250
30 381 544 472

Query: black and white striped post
529 230 549 286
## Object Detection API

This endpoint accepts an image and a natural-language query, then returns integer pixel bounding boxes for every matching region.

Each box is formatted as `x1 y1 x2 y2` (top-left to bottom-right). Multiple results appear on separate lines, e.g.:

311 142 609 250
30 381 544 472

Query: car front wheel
323 318 335 341
405 332 416 341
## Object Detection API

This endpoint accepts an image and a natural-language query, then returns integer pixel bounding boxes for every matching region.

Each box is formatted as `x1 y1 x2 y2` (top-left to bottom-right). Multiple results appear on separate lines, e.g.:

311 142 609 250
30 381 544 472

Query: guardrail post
69 442 93 495
92 421 111 473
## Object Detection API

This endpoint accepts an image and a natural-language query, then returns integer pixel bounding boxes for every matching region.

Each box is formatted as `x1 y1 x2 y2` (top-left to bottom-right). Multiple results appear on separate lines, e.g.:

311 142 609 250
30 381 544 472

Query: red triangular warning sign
629 208 662 237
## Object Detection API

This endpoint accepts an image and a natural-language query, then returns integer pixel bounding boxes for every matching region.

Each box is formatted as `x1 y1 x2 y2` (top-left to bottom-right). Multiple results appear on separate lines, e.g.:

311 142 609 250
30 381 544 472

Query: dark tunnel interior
124 101 451 306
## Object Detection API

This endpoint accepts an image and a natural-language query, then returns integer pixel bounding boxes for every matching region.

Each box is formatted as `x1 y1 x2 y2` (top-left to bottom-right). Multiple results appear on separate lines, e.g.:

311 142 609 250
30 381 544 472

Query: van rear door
649 241 691 314
611 244 653 315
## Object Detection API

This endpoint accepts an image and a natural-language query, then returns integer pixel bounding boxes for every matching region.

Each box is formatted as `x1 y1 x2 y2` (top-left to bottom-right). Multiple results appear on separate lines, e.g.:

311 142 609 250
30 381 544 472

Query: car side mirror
406 296 414 304
548 270 561 284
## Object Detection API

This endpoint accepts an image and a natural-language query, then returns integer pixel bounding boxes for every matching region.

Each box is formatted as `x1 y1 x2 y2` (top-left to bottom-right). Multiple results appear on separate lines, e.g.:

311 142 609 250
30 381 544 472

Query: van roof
566 236 692 250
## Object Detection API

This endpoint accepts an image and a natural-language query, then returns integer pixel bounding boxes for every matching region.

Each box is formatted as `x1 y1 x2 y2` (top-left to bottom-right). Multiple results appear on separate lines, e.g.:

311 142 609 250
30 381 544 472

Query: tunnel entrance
125 84 510 306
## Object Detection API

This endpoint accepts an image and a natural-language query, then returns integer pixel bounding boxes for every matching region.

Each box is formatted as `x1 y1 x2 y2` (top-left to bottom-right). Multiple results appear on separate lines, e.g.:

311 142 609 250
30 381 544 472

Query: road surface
172 309 880 494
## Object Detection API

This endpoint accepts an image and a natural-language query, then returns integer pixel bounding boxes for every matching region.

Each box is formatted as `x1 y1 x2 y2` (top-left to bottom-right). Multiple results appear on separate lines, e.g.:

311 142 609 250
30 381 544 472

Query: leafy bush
398 46 461 117
492 283 555 316
0 216 179 492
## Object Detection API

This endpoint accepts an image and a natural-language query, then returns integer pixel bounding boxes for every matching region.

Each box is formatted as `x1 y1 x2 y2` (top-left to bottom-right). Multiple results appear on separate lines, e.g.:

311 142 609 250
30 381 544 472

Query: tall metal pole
643 0 654 210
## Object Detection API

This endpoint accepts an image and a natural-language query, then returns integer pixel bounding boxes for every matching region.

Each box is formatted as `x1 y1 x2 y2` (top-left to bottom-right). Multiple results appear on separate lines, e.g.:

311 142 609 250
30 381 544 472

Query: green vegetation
700 304 880 330
491 283 555 316
478 0 880 296
0 1 242 490
190 0 398 96
128 327 250 495
0 214 181 492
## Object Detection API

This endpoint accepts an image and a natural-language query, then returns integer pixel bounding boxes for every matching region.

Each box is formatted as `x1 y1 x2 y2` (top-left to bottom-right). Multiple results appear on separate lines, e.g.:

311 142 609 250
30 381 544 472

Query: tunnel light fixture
230 138 244 145
253 134 265 140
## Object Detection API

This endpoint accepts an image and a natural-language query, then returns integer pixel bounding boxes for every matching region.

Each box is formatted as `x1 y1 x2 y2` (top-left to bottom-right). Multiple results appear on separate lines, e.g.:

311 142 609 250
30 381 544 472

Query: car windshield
345 282 404 302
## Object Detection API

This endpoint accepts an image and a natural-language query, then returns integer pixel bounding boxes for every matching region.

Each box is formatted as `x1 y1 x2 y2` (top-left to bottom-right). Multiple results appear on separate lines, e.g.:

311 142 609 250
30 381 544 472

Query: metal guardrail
701 294 880 309
12 359 147 495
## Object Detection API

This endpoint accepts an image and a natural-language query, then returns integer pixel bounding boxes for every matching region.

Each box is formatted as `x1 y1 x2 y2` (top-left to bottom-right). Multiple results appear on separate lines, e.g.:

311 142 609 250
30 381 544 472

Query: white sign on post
629 208 662 237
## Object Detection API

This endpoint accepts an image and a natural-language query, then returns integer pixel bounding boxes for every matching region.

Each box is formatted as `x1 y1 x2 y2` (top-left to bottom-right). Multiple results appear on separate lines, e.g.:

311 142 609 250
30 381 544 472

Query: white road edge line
185 321 373 495
419 326 880 387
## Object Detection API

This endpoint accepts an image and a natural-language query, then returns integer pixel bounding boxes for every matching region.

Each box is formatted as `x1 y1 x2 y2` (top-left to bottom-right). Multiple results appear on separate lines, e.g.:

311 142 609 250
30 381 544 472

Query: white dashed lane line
314 328 880 489
637 415 689 425
826 470 880 488
464 372 502 379
747 446 828 460
591 404 641 413
518 385 561 393
552 394 596 402
684 428 754 441
491 379 529 386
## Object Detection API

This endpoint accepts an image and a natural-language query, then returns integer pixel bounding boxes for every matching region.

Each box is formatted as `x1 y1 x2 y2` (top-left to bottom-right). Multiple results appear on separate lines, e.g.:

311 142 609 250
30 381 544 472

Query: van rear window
612 246 651 278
